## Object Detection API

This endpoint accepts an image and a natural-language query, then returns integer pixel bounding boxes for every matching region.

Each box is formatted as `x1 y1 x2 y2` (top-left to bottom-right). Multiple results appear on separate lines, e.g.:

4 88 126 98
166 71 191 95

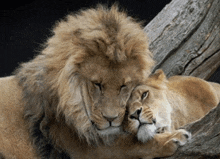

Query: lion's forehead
80 57 144 85
133 85 163 97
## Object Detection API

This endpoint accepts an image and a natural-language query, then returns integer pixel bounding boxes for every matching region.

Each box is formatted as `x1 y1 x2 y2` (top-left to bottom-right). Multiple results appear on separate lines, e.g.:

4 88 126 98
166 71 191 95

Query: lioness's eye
94 83 102 90
141 91 149 100
120 85 126 90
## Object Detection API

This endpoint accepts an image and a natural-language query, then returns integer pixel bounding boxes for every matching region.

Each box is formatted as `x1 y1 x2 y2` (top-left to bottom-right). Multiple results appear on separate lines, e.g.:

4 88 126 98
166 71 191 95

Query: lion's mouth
94 125 121 135
91 120 123 135
138 123 157 134
97 126 122 135
137 123 157 143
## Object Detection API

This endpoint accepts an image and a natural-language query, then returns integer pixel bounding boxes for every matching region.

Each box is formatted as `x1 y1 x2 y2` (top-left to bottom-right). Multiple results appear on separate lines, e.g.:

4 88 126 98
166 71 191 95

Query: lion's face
58 54 148 144
78 55 146 136
124 70 172 142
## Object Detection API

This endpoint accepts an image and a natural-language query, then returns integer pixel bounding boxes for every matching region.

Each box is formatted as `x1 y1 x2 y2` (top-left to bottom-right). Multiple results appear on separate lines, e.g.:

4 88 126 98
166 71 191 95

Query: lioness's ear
152 69 166 81
147 69 167 89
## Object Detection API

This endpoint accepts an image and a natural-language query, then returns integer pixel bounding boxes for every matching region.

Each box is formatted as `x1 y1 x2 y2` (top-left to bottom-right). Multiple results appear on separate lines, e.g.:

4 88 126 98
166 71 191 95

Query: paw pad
172 129 191 146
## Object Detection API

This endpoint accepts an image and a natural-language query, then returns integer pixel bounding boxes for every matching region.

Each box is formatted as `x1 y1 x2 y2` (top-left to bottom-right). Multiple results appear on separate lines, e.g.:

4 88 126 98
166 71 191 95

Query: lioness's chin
137 124 156 143
97 126 122 136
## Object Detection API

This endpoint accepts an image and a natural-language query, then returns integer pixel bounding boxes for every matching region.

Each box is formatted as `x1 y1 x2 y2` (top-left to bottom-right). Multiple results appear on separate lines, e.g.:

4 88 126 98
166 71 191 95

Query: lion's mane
14 5 154 158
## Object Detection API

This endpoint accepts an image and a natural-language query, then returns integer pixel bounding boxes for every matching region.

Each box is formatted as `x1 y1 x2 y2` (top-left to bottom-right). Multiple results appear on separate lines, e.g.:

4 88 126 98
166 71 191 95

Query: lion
0 5 190 159
125 69 220 143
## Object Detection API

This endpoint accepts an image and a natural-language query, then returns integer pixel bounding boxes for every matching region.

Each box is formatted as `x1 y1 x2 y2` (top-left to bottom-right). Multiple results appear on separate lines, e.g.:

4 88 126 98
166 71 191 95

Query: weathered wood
143 0 220 158
165 103 220 159
144 0 220 80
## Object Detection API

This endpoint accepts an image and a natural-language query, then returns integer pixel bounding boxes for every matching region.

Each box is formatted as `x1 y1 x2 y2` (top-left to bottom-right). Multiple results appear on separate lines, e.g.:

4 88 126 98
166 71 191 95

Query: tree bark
145 0 220 80
166 103 220 159
144 0 220 158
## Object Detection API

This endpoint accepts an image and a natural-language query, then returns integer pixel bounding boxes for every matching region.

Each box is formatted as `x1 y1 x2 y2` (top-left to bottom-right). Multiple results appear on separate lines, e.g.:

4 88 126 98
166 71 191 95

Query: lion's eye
94 83 102 90
141 91 149 100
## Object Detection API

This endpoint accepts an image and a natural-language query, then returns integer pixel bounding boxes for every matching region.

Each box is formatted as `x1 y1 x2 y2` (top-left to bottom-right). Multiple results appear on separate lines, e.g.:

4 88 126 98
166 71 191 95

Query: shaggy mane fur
14 5 154 158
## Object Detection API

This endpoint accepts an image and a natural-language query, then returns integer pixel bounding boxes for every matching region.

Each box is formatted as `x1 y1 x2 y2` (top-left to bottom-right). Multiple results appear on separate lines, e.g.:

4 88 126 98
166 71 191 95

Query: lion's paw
157 129 191 157
156 126 170 134
171 129 191 146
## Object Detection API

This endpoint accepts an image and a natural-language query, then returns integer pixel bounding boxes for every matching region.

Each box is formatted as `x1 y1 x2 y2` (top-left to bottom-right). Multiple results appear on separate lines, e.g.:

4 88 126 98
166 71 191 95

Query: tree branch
165 103 220 158
145 0 220 80
143 0 220 158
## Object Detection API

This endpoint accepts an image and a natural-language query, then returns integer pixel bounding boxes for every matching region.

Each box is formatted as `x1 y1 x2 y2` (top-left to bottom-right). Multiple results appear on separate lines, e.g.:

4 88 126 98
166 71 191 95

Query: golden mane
14 5 154 157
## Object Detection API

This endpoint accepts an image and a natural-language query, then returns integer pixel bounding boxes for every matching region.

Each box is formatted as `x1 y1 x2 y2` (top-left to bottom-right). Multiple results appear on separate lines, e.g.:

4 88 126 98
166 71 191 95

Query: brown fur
0 4 160 159
0 5 193 159
0 77 39 159
126 69 219 143
0 75 192 159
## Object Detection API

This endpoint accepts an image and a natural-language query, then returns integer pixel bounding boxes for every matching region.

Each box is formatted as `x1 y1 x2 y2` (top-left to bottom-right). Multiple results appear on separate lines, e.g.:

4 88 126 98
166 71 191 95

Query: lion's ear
147 69 167 89
152 69 166 81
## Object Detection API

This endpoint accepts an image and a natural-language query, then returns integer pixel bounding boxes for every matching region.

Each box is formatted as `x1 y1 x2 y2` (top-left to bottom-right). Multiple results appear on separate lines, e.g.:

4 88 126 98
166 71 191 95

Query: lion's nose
103 115 118 122
130 107 142 120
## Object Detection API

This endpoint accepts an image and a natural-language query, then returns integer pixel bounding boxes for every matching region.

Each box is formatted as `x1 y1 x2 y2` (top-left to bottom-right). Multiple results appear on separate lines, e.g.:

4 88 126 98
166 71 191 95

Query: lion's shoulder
0 76 38 159
0 76 23 107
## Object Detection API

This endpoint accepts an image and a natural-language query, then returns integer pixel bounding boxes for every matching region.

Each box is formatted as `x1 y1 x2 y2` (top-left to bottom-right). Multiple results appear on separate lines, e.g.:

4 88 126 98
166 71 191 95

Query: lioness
125 69 220 143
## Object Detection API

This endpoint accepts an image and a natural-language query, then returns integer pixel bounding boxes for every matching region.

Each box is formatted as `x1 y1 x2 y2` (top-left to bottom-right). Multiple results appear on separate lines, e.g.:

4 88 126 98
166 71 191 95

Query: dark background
1 0 219 82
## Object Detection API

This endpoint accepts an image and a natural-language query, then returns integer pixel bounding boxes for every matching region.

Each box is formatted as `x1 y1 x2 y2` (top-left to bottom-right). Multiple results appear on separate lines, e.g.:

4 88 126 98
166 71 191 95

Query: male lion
0 5 190 159
125 69 220 143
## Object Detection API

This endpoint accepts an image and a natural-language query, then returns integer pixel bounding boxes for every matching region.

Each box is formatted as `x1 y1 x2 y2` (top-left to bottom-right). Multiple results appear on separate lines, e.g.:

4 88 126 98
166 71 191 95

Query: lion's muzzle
130 107 156 125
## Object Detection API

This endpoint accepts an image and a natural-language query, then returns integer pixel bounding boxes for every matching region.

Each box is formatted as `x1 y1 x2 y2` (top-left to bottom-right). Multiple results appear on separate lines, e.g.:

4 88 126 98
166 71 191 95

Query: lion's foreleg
148 129 191 158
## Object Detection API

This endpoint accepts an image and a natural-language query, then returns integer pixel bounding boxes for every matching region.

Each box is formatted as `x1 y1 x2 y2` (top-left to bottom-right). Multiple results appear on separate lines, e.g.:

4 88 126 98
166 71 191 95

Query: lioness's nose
130 108 142 120
152 118 157 124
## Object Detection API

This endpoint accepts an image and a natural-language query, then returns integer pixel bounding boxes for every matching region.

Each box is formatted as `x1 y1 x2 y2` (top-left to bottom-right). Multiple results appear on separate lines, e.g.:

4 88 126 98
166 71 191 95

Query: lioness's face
125 84 172 142
79 55 145 135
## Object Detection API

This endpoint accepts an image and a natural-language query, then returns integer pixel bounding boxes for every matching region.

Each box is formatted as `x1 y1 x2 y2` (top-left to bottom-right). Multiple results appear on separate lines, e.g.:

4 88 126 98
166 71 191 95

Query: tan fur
0 77 39 159
0 77 191 159
0 5 192 159
126 69 219 143
0 5 187 159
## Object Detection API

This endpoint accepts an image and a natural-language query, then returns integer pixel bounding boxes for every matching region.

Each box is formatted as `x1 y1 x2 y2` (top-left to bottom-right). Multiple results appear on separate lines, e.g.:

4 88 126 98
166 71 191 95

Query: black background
1 0 219 82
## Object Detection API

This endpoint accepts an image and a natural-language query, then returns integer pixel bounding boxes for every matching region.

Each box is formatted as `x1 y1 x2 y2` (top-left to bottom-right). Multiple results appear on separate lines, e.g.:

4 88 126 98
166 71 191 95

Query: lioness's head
124 70 172 143
16 5 154 146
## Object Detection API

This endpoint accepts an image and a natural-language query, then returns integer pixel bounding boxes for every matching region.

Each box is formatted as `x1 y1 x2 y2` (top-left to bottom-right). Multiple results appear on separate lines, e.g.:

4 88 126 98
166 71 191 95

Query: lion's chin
137 124 156 143
97 126 122 136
